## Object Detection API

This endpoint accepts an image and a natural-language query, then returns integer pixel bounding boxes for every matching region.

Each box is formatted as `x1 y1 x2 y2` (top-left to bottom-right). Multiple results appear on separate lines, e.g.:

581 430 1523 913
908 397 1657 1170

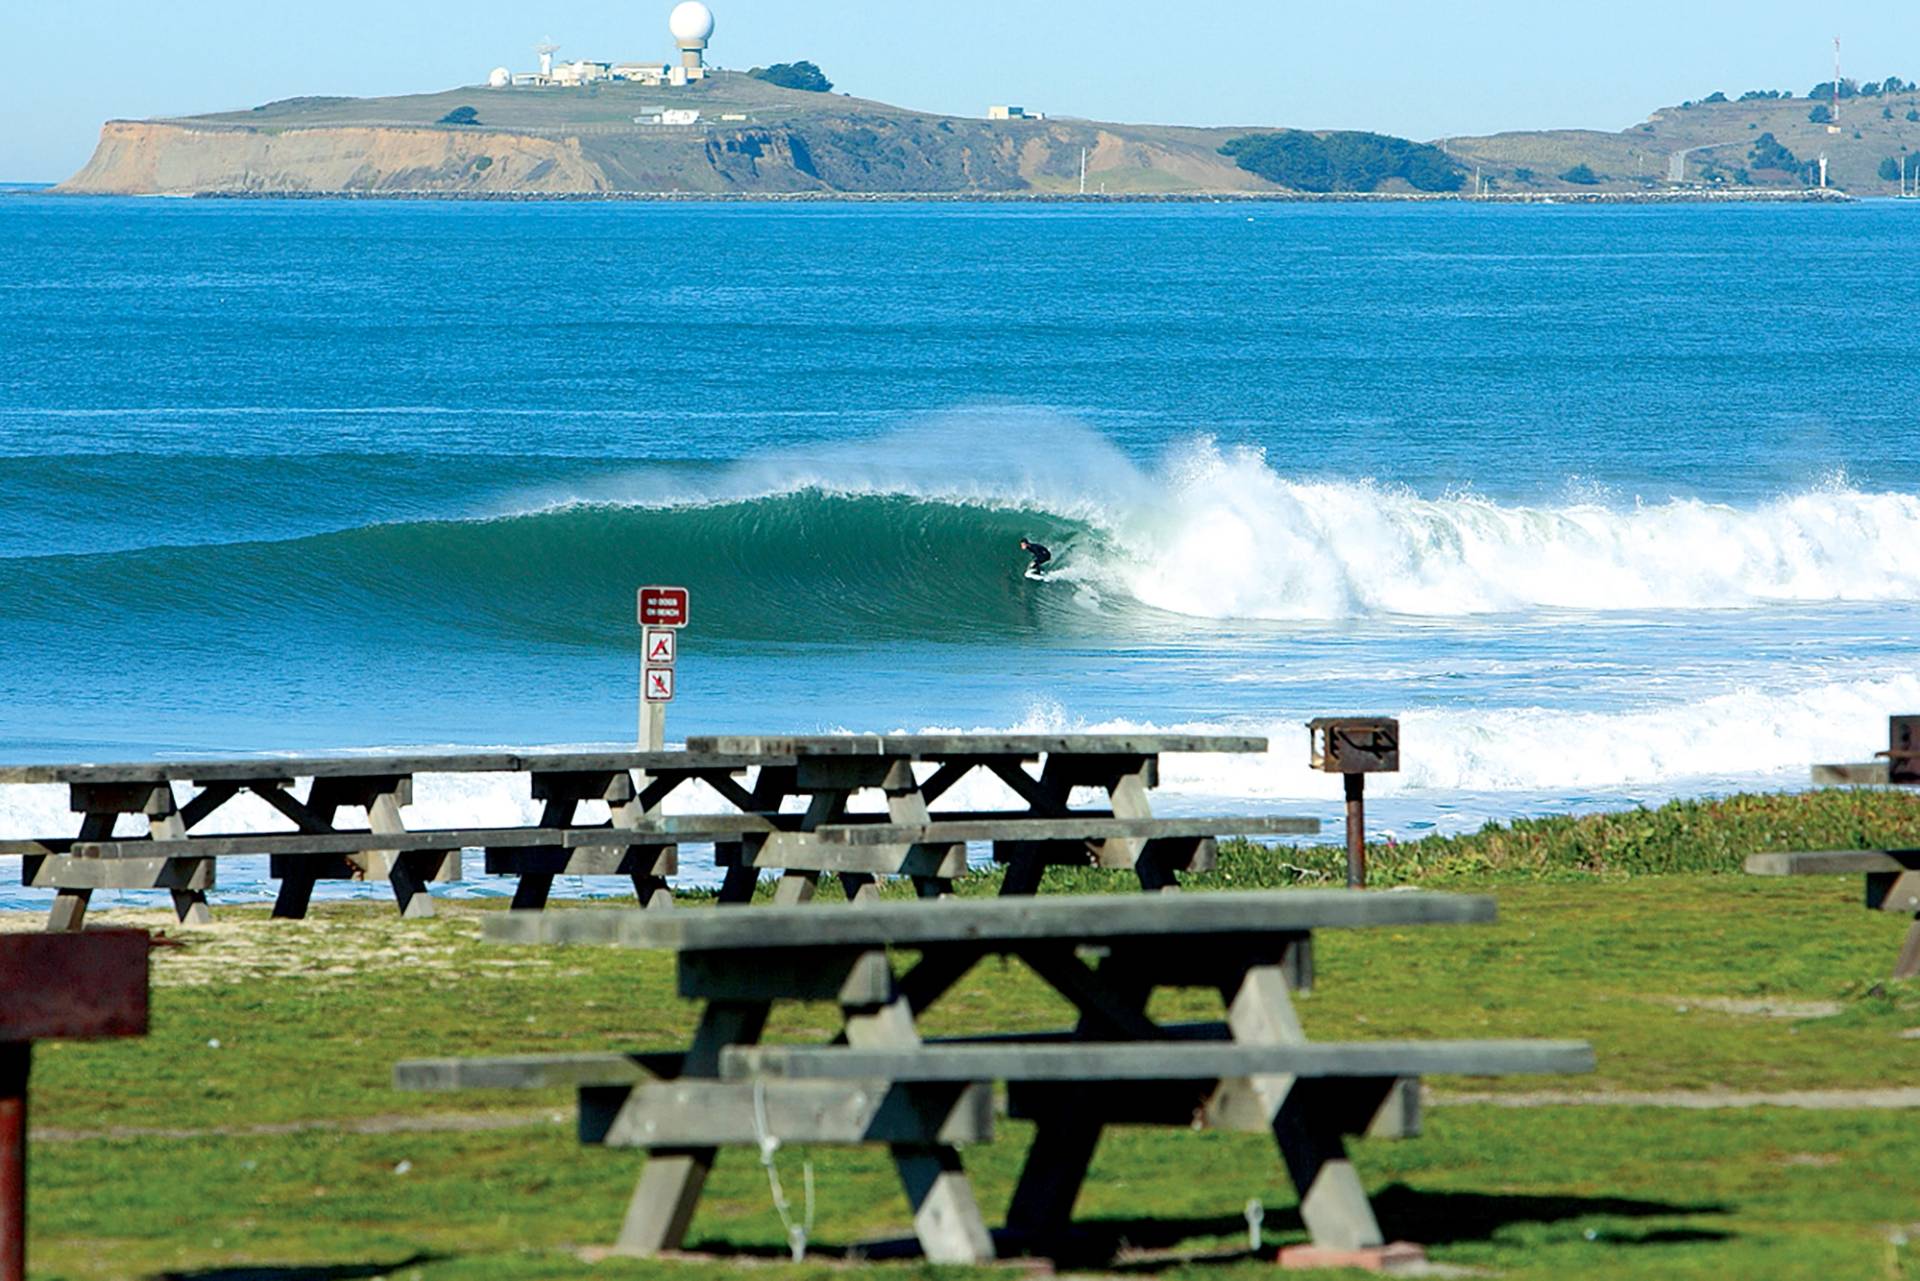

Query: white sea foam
508 412 1920 622
3 669 1912 908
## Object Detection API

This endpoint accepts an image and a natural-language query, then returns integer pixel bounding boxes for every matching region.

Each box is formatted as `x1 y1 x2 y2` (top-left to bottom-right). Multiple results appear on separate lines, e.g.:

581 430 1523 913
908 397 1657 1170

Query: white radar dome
488 67 511 88
669 1 715 45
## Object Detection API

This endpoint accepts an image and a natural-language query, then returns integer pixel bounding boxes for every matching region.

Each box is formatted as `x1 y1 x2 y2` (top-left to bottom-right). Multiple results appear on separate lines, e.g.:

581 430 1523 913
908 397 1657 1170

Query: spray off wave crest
7 415 1920 642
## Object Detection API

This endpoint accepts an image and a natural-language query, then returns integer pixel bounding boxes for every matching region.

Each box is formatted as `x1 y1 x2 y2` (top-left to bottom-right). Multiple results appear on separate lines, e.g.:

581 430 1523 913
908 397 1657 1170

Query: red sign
638 585 690 629
0 931 149 1042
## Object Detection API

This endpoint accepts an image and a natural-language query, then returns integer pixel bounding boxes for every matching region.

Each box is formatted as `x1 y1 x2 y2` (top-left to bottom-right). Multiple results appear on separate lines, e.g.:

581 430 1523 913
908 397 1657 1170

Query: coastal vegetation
1559 163 1599 184
1747 131 1805 181
1219 130 1462 192
17 787 1920 1279
55 67 1920 197
748 60 833 93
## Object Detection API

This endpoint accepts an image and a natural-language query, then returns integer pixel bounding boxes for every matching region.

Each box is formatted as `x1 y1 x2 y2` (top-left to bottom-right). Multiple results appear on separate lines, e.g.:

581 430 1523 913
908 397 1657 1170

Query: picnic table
683 733 1312 904
2 734 1316 931
0 750 770 929
397 891 1594 1266
1744 716 1920 976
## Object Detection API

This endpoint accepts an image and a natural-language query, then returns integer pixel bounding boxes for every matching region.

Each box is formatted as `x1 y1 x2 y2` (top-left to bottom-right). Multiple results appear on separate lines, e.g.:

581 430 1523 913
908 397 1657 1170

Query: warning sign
644 628 677 665
644 666 676 703
638 586 690 628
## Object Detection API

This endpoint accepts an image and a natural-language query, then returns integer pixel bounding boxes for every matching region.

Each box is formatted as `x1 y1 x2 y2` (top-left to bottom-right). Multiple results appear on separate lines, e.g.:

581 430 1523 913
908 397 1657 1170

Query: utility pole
1834 37 1843 124
1079 147 1087 195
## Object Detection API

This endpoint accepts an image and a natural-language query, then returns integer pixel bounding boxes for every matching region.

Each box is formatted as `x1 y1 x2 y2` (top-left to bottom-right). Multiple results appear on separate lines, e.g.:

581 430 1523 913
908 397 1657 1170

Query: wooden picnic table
397 891 1594 1267
1 733 1315 930
0 750 774 929
1745 716 1920 976
681 732 1298 904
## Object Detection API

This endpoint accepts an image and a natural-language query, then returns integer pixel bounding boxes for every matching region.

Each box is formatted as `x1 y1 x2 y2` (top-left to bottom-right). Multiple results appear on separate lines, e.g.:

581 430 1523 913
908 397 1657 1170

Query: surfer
1020 537 1053 578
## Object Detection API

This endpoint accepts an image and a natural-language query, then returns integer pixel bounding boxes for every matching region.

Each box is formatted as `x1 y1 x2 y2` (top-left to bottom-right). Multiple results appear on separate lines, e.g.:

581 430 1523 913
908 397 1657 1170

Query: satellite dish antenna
535 39 561 78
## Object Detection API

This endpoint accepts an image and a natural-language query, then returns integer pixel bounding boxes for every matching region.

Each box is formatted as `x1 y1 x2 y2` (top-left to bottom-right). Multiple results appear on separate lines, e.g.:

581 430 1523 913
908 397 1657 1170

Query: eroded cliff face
58 116 1269 197
59 122 611 195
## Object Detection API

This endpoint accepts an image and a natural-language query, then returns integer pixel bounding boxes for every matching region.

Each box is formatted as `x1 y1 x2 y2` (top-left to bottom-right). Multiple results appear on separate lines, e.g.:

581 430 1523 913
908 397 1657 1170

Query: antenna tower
536 39 560 79
1833 37 1842 122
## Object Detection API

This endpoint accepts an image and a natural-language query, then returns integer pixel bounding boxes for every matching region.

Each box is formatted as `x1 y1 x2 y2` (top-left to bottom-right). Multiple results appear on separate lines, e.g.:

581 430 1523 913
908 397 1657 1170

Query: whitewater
4 195 1920 907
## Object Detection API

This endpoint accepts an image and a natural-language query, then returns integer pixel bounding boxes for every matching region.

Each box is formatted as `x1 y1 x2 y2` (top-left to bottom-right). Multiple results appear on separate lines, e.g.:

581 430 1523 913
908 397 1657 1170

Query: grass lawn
16 789 1920 1278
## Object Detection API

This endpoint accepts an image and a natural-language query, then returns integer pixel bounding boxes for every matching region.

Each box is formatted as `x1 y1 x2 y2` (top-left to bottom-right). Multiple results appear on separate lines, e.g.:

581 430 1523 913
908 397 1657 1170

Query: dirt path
1432 1087 1920 1109
33 1107 567 1144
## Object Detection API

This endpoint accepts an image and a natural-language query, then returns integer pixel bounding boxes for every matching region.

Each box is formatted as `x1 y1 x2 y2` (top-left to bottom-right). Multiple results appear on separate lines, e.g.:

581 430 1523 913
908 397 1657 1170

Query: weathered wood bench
3 734 1312 928
397 890 1593 1266
1746 849 1920 977
0 750 777 929
1744 718 1920 976
682 733 1311 904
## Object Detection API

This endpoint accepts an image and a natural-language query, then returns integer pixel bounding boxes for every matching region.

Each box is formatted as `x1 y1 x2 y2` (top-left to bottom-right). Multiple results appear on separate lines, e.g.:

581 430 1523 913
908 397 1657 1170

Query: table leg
1003 1117 1103 1245
507 792 580 911
42 893 88 934
150 801 211 926
44 811 133 931
1227 963 1386 1251
369 790 436 920
771 872 818 906
1004 953 1151 1249
715 861 759 904
615 1001 768 1256
999 856 1046 896
1895 918 1920 980
845 965 995 1264
270 784 341 921
0 1042 28 1281
839 872 880 903
910 875 952 899
612 771 676 911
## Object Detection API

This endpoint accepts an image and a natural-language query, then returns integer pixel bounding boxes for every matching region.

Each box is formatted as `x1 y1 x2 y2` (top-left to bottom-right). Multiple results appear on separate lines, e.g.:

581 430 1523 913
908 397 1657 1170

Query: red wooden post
0 931 149 1281
0 1043 25 1281
1343 773 1367 890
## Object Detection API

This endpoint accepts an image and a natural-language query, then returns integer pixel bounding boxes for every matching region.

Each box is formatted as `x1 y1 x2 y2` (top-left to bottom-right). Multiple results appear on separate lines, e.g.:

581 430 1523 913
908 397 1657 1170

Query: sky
5 2 1920 181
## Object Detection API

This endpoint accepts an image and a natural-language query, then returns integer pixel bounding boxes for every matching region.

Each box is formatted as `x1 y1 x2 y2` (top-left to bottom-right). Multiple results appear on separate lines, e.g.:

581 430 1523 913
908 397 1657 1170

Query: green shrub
1560 163 1600 184
749 61 833 93
1220 130 1463 193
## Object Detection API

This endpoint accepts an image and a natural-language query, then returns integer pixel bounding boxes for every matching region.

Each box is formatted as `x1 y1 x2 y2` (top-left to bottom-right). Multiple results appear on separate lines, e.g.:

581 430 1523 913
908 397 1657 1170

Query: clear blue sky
6 2 1919 181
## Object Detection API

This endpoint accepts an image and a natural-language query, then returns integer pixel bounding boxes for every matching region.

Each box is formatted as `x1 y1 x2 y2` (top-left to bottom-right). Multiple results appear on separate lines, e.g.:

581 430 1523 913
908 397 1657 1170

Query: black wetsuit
1025 543 1053 573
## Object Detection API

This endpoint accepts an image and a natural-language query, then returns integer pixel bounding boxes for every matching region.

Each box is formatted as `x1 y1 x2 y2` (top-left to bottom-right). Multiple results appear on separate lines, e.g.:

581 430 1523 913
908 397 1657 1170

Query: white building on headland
489 3 713 89
988 105 1044 121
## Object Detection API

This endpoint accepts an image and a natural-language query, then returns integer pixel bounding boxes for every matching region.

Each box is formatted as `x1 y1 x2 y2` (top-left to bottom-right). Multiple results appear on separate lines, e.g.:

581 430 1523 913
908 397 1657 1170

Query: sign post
1307 717 1401 890
636 586 690 750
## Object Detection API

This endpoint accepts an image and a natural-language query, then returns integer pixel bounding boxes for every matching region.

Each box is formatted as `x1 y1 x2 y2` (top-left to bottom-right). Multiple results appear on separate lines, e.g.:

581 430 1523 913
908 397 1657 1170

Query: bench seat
394 1051 683 1092
1745 850 1920 875
815 815 1320 845
719 1039 1597 1082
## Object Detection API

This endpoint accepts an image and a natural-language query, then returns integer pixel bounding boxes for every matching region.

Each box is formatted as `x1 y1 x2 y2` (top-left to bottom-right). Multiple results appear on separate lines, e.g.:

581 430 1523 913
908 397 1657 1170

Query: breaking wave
5 417 1919 647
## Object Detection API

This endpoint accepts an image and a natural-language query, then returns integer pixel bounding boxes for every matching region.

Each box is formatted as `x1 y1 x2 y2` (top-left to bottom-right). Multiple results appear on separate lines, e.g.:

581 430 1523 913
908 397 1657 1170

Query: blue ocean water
2 194 1918 902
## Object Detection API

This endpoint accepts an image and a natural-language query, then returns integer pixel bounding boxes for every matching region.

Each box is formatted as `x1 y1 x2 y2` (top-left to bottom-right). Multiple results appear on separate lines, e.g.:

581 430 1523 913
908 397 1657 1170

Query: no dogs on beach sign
638 585 690 628
638 586 688 709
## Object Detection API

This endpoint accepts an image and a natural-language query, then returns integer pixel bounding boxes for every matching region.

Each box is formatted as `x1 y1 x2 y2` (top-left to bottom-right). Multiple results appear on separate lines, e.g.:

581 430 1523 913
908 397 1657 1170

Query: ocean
3 193 1918 906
